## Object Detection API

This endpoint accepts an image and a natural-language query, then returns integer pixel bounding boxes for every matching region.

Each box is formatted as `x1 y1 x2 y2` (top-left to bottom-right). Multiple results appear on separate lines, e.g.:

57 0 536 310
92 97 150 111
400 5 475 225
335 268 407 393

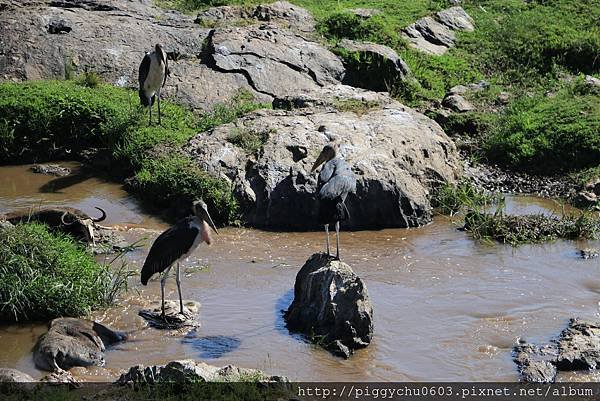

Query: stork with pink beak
140 199 218 319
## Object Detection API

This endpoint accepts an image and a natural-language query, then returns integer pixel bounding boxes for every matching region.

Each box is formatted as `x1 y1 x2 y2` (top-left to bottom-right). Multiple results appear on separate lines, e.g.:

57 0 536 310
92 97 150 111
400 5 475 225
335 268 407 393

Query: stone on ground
0 368 35 383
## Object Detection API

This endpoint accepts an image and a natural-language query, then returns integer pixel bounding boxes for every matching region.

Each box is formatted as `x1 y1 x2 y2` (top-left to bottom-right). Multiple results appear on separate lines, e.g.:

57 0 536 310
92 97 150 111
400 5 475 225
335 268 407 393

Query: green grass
0 81 267 224
226 127 272 154
432 179 497 216
0 223 125 322
483 82 600 174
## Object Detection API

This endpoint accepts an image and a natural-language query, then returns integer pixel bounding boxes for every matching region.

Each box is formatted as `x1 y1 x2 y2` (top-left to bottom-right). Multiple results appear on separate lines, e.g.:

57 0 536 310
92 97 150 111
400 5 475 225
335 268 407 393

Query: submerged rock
138 299 201 330
0 368 35 383
30 164 71 177
284 253 373 358
115 359 287 384
580 248 599 260
33 318 126 371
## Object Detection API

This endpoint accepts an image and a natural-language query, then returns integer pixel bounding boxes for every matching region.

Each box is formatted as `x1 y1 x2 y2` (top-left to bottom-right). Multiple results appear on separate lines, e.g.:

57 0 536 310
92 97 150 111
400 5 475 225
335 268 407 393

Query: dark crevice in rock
201 30 277 98
49 0 118 12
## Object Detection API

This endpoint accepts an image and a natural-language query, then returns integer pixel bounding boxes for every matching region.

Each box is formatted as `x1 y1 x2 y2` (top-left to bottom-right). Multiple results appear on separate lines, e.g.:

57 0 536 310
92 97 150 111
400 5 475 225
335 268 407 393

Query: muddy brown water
0 163 599 381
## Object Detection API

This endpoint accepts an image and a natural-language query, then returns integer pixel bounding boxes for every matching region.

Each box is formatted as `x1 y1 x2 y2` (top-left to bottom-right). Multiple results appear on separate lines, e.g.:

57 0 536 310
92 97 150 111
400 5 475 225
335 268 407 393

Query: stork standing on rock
140 200 218 320
138 43 169 125
311 143 356 260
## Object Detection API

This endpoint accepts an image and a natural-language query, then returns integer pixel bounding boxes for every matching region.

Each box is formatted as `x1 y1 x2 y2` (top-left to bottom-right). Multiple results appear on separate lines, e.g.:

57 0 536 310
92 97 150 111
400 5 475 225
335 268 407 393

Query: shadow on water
182 333 241 359
39 171 92 193
274 288 309 345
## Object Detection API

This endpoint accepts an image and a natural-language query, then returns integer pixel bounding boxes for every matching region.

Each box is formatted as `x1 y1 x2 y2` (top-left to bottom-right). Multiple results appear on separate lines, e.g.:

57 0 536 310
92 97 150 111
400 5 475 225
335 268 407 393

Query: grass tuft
226 127 272 154
0 223 128 322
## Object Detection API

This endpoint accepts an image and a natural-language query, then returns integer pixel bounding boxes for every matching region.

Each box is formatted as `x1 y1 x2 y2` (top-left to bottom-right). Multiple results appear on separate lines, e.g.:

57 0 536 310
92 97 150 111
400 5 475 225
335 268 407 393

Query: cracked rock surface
184 87 460 229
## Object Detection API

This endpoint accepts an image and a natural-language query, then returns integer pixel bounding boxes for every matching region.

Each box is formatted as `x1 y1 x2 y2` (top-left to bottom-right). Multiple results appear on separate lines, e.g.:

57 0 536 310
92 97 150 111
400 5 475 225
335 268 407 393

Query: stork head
311 144 337 173
193 199 218 239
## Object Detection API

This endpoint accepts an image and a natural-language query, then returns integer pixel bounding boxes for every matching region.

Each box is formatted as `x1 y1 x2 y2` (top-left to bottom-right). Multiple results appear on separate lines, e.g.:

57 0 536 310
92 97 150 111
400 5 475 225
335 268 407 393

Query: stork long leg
160 265 172 320
335 221 340 260
324 224 330 256
148 100 152 126
175 262 184 314
157 90 162 126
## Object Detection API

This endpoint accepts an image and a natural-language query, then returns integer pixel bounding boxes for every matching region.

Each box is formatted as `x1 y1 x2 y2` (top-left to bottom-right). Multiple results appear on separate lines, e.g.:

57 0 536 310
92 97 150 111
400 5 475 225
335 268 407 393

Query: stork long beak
205 210 219 235
311 152 328 173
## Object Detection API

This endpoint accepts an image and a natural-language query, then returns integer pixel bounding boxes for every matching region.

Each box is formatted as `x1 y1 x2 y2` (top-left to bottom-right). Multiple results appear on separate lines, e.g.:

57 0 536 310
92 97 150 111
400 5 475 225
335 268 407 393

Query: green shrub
0 223 122 322
317 12 402 48
130 155 239 224
484 86 600 174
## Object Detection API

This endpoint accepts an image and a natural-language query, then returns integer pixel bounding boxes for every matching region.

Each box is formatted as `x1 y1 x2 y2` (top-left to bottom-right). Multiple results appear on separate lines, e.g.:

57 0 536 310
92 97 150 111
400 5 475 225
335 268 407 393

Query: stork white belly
143 53 165 97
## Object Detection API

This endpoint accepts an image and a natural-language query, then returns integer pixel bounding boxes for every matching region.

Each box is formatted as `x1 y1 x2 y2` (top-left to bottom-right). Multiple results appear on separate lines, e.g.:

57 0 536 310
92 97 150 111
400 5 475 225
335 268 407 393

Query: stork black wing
138 53 151 88
162 53 169 88
140 217 199 285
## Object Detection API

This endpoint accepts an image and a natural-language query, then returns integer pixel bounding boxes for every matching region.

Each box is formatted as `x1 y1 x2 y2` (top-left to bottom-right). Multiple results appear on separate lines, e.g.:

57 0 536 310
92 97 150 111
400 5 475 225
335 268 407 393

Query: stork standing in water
311 143 356 260
138 44 169 126
141 200 218 319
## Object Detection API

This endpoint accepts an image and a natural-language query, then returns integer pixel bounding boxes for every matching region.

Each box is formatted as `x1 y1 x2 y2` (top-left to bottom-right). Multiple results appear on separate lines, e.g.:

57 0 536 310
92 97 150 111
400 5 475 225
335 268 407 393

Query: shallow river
0 164 598 382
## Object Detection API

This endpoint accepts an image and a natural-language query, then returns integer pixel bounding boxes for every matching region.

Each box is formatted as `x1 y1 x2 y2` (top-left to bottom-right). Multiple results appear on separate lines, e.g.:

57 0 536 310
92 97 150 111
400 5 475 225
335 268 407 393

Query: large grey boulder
33 317 126 371
338 39 410 92
206 25 345 98
184 86 461 229
402 6 474 55
0 368 35 383
284 253 373 358
115 360 287 384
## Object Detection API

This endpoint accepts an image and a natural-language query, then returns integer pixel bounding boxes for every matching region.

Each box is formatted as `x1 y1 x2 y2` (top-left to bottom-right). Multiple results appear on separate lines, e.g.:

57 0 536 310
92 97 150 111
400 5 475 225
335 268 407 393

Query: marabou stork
311 144 357 260
138 43 169 125
140 200 218 319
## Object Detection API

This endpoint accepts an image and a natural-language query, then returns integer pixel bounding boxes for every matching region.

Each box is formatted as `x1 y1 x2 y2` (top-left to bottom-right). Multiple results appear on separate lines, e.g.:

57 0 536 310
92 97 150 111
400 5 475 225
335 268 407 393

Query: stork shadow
182 331 241 359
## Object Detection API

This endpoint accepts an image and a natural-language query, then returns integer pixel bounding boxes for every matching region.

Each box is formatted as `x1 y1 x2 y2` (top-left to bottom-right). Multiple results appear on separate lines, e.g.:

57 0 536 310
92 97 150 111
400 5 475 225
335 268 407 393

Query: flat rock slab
139 300 201 330
0 368 35 383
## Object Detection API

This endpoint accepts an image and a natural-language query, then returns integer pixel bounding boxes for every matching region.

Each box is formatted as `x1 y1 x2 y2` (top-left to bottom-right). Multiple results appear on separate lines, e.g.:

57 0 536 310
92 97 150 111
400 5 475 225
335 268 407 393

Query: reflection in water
183 333 241 359
0 164 599 382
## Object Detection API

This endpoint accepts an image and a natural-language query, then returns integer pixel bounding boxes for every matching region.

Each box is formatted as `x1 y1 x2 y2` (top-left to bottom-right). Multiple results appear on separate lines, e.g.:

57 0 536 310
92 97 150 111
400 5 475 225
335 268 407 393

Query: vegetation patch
464 210 599 246
0 223 126 322
332 98 382 115
483 82 600 174
226 127 272 154
0 81 266 224
432 179 496 216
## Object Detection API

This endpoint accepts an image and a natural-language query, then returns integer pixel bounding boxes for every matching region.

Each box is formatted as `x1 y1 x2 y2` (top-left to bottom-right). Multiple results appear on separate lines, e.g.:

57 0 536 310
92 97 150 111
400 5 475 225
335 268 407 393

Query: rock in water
556 319 600 370
115 360 287 384
0 368 35 383
284 253 373 358
138 300 201 330
33 318 126 371
513 342 557 383
30 164 71 176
